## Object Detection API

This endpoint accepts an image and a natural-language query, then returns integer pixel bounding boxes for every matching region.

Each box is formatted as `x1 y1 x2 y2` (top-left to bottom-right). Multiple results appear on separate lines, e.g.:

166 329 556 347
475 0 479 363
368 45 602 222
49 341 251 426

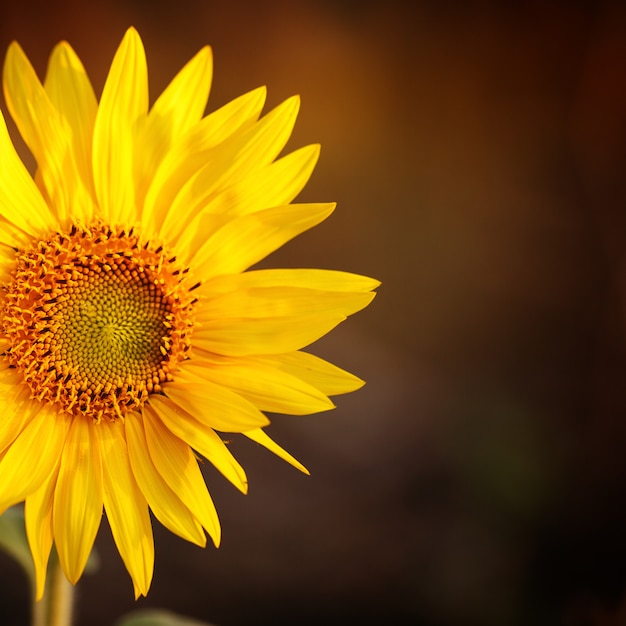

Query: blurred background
2 0 626 624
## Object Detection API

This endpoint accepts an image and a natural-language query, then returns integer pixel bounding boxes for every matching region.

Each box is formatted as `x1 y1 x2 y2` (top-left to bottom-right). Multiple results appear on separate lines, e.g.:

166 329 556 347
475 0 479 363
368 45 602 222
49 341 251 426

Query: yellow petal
160 380 269 432
53 416 103 584
200 95 300 190
149 394 248 493
0 215 31 253
197 286 375 321
2 41 80 223
0 109 55 234
159 96 302 255
244 429 309 474
135 46 213 210
143 405 221 546
186 202 335 279
92 27 148 225
152 46 212 133
181 357 334 415
95 419 154 599
192 278 376 357
253 351 365 396
25 466 58 600
43 41 98 215
169 143 321 259
200 269 381 296
193 313 345 357
165 110 312 226
146 86 266 237
0 406 66 513
125 412 206 547
0 369 42 454
197 143 320 221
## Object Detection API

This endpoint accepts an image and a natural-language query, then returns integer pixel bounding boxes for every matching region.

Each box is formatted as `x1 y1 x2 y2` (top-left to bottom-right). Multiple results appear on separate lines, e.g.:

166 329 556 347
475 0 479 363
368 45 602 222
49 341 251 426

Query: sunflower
0 27 378 599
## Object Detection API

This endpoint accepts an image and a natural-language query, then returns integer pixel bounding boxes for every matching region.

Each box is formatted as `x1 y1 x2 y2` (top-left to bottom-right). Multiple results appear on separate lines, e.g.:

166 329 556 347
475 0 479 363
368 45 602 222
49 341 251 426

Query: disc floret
1 223 196 420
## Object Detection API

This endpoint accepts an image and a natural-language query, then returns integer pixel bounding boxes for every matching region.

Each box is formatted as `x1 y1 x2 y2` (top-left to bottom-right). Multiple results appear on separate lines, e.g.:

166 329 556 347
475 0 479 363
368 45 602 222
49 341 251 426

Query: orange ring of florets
1 223 197 421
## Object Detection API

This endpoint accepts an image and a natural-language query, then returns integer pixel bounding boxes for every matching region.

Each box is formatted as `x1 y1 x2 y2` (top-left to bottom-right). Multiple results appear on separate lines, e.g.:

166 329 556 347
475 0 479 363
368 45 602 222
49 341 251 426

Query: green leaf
0 505 34 584
115 609 219 626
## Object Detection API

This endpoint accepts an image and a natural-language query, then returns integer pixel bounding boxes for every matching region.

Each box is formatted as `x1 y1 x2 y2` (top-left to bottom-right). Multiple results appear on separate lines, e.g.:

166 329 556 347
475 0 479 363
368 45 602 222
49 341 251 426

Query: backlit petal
143 405 221 546
198 95 300 189
92 27 148 225
253 351 366 396
199 269 381 296
0 110 55 234
134 46 212 210
96 419 153 599
244 429 309 474
193 280 375 357
161 380 269 432
2 42 79 223
193 143 320 222
126 412 206 547
0 369 43 454
185 202 335 279
53 417 103 584
149 394 248 493
160 97 301 256
43 41 98 214
0 407 66 513
197 286 375 321
193 313 346 356
25 466 58 600
146 86 266 236
181 357 334 415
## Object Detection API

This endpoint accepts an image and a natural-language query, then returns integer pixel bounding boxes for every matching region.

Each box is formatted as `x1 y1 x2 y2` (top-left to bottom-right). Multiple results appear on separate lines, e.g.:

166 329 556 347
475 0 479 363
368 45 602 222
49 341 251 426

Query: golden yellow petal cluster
0 27 378 598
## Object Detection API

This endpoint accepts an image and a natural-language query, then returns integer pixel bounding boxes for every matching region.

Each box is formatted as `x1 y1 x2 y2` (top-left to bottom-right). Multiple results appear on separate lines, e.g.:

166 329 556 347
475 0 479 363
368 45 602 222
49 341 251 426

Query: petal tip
119 26 145 56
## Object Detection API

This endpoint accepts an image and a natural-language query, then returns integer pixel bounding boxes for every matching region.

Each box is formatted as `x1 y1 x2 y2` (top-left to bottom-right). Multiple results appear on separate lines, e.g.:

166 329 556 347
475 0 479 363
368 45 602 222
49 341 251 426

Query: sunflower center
1 224 197 420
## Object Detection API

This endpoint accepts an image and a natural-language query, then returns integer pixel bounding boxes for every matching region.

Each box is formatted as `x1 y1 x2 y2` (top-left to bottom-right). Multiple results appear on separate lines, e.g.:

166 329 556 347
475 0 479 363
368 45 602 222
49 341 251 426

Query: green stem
32 595 46 626
32 553 74 626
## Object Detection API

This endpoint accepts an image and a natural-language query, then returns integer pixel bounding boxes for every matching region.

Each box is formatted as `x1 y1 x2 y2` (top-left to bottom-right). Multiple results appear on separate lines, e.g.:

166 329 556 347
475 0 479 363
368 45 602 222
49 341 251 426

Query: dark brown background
2 1 626 624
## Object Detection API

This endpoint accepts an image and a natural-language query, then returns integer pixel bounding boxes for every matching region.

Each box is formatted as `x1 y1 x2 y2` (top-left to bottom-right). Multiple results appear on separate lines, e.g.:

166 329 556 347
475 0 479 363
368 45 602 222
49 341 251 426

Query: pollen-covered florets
1 222 197 420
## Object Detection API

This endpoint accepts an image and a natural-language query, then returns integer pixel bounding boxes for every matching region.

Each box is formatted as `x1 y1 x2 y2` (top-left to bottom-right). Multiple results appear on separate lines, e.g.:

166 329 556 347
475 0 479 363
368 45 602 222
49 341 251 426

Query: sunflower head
0 27 378 599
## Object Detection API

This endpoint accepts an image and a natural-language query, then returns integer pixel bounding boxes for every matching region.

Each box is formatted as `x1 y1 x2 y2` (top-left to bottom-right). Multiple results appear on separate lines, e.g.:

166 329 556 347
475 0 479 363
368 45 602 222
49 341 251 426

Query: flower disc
2 224 195 420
